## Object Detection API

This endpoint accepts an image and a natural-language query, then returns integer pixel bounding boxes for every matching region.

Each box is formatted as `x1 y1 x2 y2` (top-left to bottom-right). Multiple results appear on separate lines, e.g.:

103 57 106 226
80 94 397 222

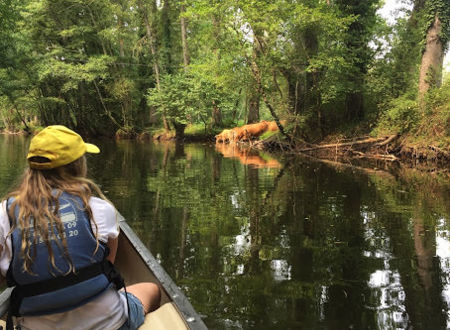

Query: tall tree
418 0 450 100
139 0 170 131
238 3 264 124
169 0 191 139
210 14 224 127
334 0 381 121
180 2 190 69
161 0 175 74
0 0 33 132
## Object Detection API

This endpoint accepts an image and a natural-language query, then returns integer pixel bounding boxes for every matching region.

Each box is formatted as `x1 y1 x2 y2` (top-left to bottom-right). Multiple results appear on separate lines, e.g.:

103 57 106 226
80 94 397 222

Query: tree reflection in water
1 136 449 329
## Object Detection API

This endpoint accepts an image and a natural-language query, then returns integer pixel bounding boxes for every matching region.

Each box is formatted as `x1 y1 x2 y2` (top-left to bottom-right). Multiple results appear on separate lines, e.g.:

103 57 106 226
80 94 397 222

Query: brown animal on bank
267 121 278 131
216 119 284 144
214 133 224 143
240 121 269 141
267 120 287 132
231 127 246 142
215 129 232 143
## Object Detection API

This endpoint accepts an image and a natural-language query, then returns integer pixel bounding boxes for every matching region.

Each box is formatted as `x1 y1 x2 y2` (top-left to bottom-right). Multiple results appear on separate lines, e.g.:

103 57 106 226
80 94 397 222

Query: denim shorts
117 292 145 330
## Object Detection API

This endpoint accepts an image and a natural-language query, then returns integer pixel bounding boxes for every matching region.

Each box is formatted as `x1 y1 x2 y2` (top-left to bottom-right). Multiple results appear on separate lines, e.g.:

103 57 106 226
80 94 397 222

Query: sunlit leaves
36 55 113 90
146 68 237 126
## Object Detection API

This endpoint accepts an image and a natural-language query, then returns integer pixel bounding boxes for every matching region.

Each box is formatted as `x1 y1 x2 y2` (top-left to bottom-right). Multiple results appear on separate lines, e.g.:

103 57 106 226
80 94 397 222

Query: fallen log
352 151 398 161
375 134 399 147
297 136 393 153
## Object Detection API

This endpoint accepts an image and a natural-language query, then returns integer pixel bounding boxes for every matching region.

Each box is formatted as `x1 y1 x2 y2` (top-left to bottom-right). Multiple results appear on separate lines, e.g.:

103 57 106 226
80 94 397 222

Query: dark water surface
1 134 450 329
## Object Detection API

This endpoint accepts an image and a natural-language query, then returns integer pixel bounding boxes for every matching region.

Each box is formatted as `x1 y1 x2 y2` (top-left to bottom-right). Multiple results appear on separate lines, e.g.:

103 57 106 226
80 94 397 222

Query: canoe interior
115 231 171 305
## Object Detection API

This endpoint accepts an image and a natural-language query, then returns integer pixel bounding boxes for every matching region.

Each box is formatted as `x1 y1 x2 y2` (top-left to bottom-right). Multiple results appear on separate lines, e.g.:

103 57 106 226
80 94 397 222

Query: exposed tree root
296 136 395 153
375 134 399 147
238 133 450 167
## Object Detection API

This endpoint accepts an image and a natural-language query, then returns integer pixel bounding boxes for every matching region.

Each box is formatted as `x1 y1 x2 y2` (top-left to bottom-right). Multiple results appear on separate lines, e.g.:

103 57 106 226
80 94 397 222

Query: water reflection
437 218 450 323
363 210 409 328
215 143 281 168
1 135 450 329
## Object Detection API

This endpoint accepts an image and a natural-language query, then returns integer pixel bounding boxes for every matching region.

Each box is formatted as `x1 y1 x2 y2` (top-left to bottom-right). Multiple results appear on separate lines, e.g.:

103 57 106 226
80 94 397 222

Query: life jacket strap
9 259 124 317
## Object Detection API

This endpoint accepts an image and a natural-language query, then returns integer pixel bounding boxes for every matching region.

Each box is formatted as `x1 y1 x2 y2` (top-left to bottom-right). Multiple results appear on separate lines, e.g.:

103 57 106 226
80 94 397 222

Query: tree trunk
212 100 223 127
162 0 173 74
173 121 186 140
231 88 242 123
180 4 190 69
248 46 290 141
282 68 304 114
142 0 170 131
418 14 444 101
210 15 223 127
143 5 160 89
118 15 125 59
345 89 364 121
303 31 323 130
247 44 262 124
174 2 190 135
247 89 260 124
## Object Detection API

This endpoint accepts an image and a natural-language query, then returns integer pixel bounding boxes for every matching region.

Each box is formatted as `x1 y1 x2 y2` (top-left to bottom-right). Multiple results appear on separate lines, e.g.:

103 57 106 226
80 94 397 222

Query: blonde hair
5 156 109 275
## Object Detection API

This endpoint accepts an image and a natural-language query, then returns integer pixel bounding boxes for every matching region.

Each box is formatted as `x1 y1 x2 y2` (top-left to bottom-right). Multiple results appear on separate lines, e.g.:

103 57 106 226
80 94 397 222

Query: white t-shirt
0 197 128 330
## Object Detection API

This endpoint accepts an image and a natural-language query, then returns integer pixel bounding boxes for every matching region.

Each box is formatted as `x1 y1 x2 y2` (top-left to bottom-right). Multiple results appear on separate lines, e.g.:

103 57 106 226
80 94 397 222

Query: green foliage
184 123 220 136
424 79 450 114
259 130 278 140
147 73 201 125
365 1 445 137
417 80 450 144
0 0 21 64
421 0 450 50
374 96 419 135
0 0 446 146
147 68 237 128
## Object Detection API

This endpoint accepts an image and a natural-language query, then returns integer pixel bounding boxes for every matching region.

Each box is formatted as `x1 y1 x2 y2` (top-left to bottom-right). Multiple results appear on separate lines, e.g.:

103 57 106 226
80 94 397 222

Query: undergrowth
414 81 450 147
373 79 449 148
373 95 419 136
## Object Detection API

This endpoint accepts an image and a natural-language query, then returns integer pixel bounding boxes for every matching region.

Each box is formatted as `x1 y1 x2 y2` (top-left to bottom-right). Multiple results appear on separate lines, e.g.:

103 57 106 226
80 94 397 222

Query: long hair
5 156 109 275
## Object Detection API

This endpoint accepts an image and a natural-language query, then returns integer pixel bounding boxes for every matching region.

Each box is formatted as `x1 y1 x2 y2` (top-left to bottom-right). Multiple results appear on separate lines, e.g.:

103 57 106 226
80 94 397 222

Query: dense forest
0 0 449 152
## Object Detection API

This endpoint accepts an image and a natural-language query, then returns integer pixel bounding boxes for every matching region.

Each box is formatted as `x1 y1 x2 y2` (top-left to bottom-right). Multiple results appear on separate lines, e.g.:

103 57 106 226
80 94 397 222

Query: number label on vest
69 230 79 237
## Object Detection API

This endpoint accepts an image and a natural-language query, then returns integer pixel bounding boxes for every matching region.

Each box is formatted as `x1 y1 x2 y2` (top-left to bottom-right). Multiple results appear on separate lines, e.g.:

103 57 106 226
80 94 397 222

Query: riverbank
0 129 30 135
188 128 450 172
3 126 449 171
254 132 450 169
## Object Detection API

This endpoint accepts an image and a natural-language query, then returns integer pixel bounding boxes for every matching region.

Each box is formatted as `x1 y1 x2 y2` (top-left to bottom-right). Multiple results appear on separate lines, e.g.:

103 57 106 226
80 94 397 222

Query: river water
1 134 450 329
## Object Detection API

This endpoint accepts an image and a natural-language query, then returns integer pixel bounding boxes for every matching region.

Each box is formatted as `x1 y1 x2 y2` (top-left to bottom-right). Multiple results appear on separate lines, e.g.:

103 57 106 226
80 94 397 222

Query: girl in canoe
0 125 160 330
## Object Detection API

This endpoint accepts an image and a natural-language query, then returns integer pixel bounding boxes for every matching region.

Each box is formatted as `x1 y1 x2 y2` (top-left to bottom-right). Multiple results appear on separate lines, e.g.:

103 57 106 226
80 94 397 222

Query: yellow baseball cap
27 125 100 169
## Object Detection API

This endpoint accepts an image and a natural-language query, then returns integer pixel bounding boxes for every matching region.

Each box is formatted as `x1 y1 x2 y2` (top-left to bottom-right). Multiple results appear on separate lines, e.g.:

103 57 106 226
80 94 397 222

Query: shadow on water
1 135 449 329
